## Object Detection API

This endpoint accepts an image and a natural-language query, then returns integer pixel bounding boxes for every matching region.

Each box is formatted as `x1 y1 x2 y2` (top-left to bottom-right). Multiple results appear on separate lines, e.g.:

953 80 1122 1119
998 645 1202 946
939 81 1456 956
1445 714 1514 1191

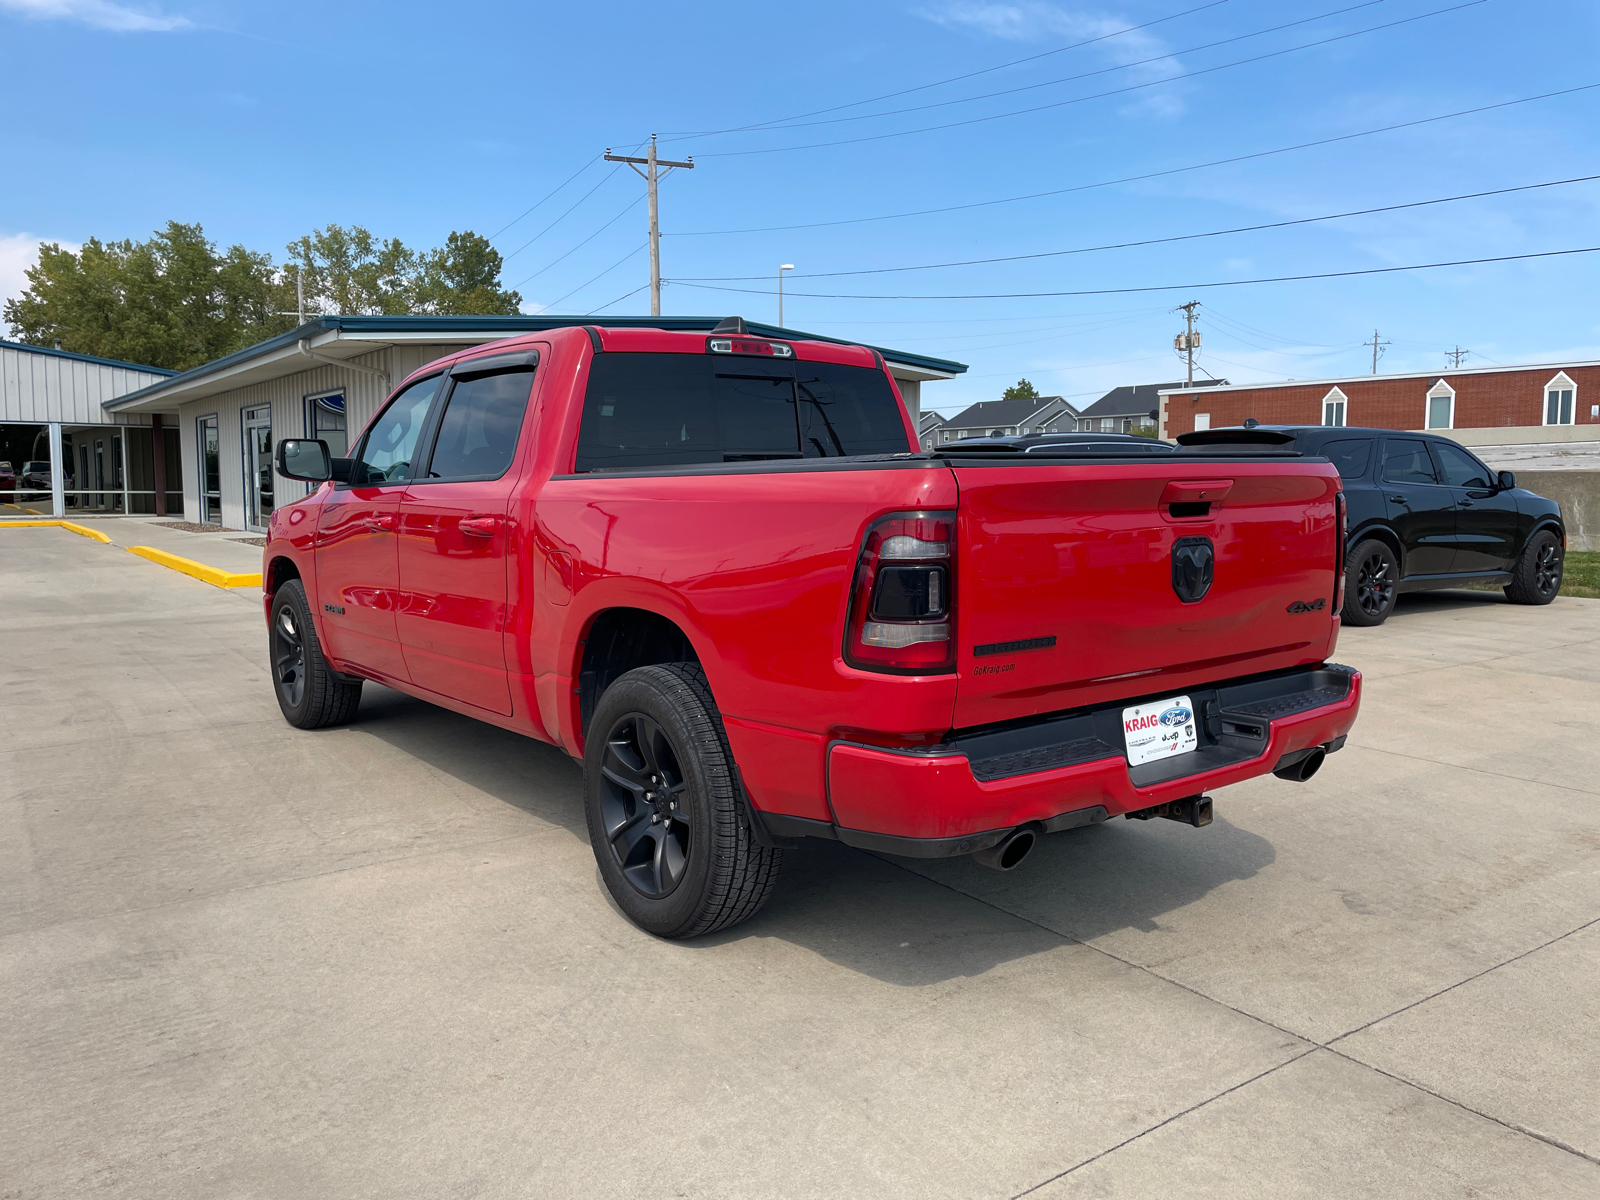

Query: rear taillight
845 513 956 673
1334 490 1348 613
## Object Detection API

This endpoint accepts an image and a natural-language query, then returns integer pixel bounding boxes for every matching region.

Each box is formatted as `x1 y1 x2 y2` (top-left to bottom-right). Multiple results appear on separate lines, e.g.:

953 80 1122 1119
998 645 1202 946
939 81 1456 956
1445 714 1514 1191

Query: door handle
1387 494 1407 504
459 516 498 537
365 512 395 533
1458 500 1474 508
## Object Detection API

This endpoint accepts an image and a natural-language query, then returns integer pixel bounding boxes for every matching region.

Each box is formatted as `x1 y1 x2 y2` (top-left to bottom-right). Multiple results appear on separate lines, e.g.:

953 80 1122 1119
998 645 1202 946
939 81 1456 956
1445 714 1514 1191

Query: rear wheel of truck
1504 529 1563 605
1343 539 1398 627
584 663 782 938
269 579 363 729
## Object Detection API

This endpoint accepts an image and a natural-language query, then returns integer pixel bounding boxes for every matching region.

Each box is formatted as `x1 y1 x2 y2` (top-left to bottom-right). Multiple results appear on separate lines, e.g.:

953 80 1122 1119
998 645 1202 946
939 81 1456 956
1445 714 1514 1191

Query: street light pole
779 264 794 327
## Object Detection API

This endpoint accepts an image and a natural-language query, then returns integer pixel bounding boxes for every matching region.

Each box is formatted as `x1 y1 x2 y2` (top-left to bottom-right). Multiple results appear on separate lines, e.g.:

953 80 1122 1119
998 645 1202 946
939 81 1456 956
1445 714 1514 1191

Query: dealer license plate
1122 694 1198 767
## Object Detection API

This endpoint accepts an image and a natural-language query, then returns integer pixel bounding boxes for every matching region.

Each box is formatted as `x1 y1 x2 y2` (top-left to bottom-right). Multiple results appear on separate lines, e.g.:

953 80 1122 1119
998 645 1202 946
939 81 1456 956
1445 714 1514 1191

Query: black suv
1179 425 1565 626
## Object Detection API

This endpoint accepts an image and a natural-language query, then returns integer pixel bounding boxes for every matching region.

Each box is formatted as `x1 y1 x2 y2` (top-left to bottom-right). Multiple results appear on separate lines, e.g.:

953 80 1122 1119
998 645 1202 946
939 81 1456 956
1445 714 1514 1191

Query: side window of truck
423 369 535 481
350 376 442 486
1318 437 1375 482
1380 438 1437 485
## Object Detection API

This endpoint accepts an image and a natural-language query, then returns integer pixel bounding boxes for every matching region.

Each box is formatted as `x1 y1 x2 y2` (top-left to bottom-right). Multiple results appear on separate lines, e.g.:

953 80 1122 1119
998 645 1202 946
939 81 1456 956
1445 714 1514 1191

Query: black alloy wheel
597 712 692 899
583 663 781 938
1343 539 1398 627
268 579 363 729
1505 529 1563 605
273 603 307 711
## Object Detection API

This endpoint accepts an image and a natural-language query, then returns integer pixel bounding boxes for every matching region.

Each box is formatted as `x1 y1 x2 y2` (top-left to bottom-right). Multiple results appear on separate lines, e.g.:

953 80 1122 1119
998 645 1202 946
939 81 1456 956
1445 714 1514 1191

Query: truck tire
1343 539 1398 627
1504 529 1563 605
269 579 363 729
584 663 782 938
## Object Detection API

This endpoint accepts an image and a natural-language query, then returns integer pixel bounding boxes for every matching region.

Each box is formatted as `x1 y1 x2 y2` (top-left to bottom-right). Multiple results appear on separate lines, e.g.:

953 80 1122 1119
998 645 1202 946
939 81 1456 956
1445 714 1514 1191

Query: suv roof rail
1176 427 1298 447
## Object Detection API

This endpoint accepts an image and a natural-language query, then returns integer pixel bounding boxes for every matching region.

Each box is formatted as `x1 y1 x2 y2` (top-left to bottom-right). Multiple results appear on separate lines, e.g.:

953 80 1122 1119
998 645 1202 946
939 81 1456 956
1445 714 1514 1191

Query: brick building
1158 361 1600 440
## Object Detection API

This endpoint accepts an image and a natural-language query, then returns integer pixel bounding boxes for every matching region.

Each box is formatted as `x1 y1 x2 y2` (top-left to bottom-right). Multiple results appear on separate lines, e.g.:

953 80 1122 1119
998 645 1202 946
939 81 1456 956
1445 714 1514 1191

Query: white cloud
0 233 80 318
918 2 1188 114
0 0 190 32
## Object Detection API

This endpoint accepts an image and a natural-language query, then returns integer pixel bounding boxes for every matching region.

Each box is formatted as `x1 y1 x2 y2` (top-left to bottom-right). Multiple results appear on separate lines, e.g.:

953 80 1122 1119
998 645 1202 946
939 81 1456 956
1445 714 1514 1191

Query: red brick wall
1162 365 1600 437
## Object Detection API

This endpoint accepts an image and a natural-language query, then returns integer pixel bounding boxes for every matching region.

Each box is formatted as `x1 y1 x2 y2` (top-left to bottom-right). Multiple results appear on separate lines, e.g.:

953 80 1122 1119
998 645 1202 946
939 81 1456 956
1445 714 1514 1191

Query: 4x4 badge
1286 598 1327 614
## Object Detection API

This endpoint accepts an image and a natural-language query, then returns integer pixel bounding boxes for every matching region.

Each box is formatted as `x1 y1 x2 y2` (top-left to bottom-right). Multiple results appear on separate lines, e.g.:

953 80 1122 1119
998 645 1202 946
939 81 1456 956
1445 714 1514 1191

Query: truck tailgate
951 459 1341 730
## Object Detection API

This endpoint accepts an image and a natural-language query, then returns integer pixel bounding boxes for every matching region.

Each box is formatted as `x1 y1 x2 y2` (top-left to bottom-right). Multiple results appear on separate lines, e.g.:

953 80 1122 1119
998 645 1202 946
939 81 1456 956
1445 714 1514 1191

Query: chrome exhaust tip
973 825 1039 871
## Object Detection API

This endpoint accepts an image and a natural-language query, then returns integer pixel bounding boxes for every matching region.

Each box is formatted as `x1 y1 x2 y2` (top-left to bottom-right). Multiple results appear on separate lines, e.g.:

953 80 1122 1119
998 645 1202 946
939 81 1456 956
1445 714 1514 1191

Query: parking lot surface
4 527 1598 1198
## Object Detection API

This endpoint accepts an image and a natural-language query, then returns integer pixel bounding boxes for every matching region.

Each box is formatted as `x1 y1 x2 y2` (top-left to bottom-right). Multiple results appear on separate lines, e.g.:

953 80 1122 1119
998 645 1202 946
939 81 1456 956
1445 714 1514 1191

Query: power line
672 173 1600 282
665 244 1600 301
486 154 601 242
502 165 629 262
509 194 644 291
696 0 1385 138
671 83 1600 236
694 0 1487 157
544 243 648 310
587 282 651 316
659 0 1230 139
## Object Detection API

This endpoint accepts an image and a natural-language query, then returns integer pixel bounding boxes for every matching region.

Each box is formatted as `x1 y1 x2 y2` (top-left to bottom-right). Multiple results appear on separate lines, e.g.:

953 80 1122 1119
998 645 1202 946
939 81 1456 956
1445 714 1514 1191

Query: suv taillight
844 513 956 673
1334 490 1348 613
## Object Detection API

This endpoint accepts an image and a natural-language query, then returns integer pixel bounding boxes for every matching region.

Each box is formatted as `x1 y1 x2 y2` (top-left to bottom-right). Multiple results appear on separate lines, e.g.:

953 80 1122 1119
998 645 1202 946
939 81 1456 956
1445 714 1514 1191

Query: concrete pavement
3 530 1597 1197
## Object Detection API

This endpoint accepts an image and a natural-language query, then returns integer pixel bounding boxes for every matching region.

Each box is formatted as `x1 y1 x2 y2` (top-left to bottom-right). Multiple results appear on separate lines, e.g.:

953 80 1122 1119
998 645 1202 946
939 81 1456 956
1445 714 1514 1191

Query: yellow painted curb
0 519 114 543
126 545 262 589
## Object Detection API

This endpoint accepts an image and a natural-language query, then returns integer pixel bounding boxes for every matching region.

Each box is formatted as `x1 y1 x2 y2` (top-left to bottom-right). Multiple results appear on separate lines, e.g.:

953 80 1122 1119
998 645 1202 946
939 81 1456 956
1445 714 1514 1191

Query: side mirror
276 438 332 482
1498 470 1516 491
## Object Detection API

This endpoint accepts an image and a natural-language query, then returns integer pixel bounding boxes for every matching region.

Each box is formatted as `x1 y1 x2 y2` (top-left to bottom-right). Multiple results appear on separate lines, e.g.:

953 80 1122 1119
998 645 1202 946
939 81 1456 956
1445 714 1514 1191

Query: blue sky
1 0 1597 415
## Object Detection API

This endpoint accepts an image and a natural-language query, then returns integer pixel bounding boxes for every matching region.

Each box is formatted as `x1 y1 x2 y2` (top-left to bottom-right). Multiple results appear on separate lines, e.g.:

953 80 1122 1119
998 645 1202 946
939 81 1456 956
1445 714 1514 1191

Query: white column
120 430 131 515
48 422 64 518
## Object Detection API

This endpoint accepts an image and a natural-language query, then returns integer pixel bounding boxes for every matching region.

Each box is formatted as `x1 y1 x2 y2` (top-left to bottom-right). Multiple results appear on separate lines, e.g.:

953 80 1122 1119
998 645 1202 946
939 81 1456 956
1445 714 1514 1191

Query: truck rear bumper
762 663 1360 858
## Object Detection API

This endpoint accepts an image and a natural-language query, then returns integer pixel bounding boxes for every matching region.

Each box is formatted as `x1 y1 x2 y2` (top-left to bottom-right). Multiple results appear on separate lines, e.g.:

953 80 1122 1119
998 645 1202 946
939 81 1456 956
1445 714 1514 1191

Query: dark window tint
1381 437 1437 485
794 361 910 457
352 376 441 485
1430 441 1492 489
426 369 534 480
1318 437 1374 481
574 353 906 471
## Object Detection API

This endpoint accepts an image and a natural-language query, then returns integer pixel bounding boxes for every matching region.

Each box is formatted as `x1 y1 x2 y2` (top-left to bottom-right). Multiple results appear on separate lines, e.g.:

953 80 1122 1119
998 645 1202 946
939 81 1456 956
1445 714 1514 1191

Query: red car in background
264 319 1361 938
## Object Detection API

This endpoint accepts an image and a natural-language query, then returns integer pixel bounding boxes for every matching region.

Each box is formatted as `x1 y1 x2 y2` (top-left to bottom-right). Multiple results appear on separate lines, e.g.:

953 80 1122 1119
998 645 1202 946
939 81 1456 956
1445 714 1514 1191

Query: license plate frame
1122 694 1198 767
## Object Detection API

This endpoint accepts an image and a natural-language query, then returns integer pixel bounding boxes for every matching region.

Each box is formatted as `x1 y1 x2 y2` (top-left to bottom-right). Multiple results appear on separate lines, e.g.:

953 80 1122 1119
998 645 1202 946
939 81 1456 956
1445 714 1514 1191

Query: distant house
917 410 948 451
1078 379 1229 434
932 395 1082 444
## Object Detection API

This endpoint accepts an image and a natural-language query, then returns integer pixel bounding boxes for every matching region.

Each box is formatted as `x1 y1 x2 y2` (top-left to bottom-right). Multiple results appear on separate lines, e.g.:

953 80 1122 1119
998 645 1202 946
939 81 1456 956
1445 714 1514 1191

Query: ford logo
1159 706 1192 727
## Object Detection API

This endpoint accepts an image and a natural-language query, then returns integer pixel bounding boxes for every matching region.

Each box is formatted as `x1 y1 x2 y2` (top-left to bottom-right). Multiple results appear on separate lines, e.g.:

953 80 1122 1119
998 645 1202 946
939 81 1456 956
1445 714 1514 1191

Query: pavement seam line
1008 1047 1321 1197
1352 742 1600 798
1326 912 1600 1045
871 852 1600 1182
0 831 541 943
1321 1045 1600 1167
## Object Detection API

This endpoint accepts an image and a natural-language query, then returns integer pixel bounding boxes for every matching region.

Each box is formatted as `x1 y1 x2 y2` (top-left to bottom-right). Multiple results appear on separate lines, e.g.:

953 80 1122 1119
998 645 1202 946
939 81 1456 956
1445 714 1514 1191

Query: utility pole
1363 328 1390 374
605 135 694 317
1174 301 1202 386
1445 345 1469 368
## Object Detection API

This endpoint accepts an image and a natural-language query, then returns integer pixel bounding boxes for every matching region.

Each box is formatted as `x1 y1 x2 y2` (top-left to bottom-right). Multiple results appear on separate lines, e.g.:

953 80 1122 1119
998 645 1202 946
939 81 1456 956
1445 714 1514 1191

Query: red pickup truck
267 319 1361 938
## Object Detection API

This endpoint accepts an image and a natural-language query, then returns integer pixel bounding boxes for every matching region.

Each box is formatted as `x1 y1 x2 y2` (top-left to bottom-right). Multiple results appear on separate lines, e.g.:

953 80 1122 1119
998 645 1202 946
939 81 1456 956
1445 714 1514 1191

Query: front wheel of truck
584 663 782 938
269 579 363 729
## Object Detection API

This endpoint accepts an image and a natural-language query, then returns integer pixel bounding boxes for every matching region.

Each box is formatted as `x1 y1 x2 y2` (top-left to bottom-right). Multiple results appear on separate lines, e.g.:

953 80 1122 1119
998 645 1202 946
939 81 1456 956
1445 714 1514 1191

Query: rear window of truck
574 352 909 472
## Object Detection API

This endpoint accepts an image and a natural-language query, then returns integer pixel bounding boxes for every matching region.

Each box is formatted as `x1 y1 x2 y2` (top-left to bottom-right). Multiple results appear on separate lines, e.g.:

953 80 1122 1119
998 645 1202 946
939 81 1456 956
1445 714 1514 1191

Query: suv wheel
1504 529 1563 605
584 663 781 938
270 579 363 728
1343 539 1399 627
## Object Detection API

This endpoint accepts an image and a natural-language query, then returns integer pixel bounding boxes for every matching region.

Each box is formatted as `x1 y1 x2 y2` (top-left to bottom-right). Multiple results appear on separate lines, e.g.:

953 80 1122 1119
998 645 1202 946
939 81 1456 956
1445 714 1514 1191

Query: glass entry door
244 405 273 531
198 416 221 523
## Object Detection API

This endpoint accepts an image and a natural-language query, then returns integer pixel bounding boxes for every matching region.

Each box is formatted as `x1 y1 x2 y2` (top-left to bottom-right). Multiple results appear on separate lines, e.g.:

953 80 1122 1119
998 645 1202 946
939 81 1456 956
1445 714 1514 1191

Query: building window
1425 381 1455 430
1322 386 1347 427
307 389 348 457
1193 413 1210 431
1543 372 1576 426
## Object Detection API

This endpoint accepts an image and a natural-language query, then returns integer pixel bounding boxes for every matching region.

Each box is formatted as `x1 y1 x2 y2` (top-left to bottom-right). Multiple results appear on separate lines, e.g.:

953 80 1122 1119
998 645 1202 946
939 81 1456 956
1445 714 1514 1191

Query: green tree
416 231 523 315
3 222 293 371
1002 378 1039 401
285 224 418 317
